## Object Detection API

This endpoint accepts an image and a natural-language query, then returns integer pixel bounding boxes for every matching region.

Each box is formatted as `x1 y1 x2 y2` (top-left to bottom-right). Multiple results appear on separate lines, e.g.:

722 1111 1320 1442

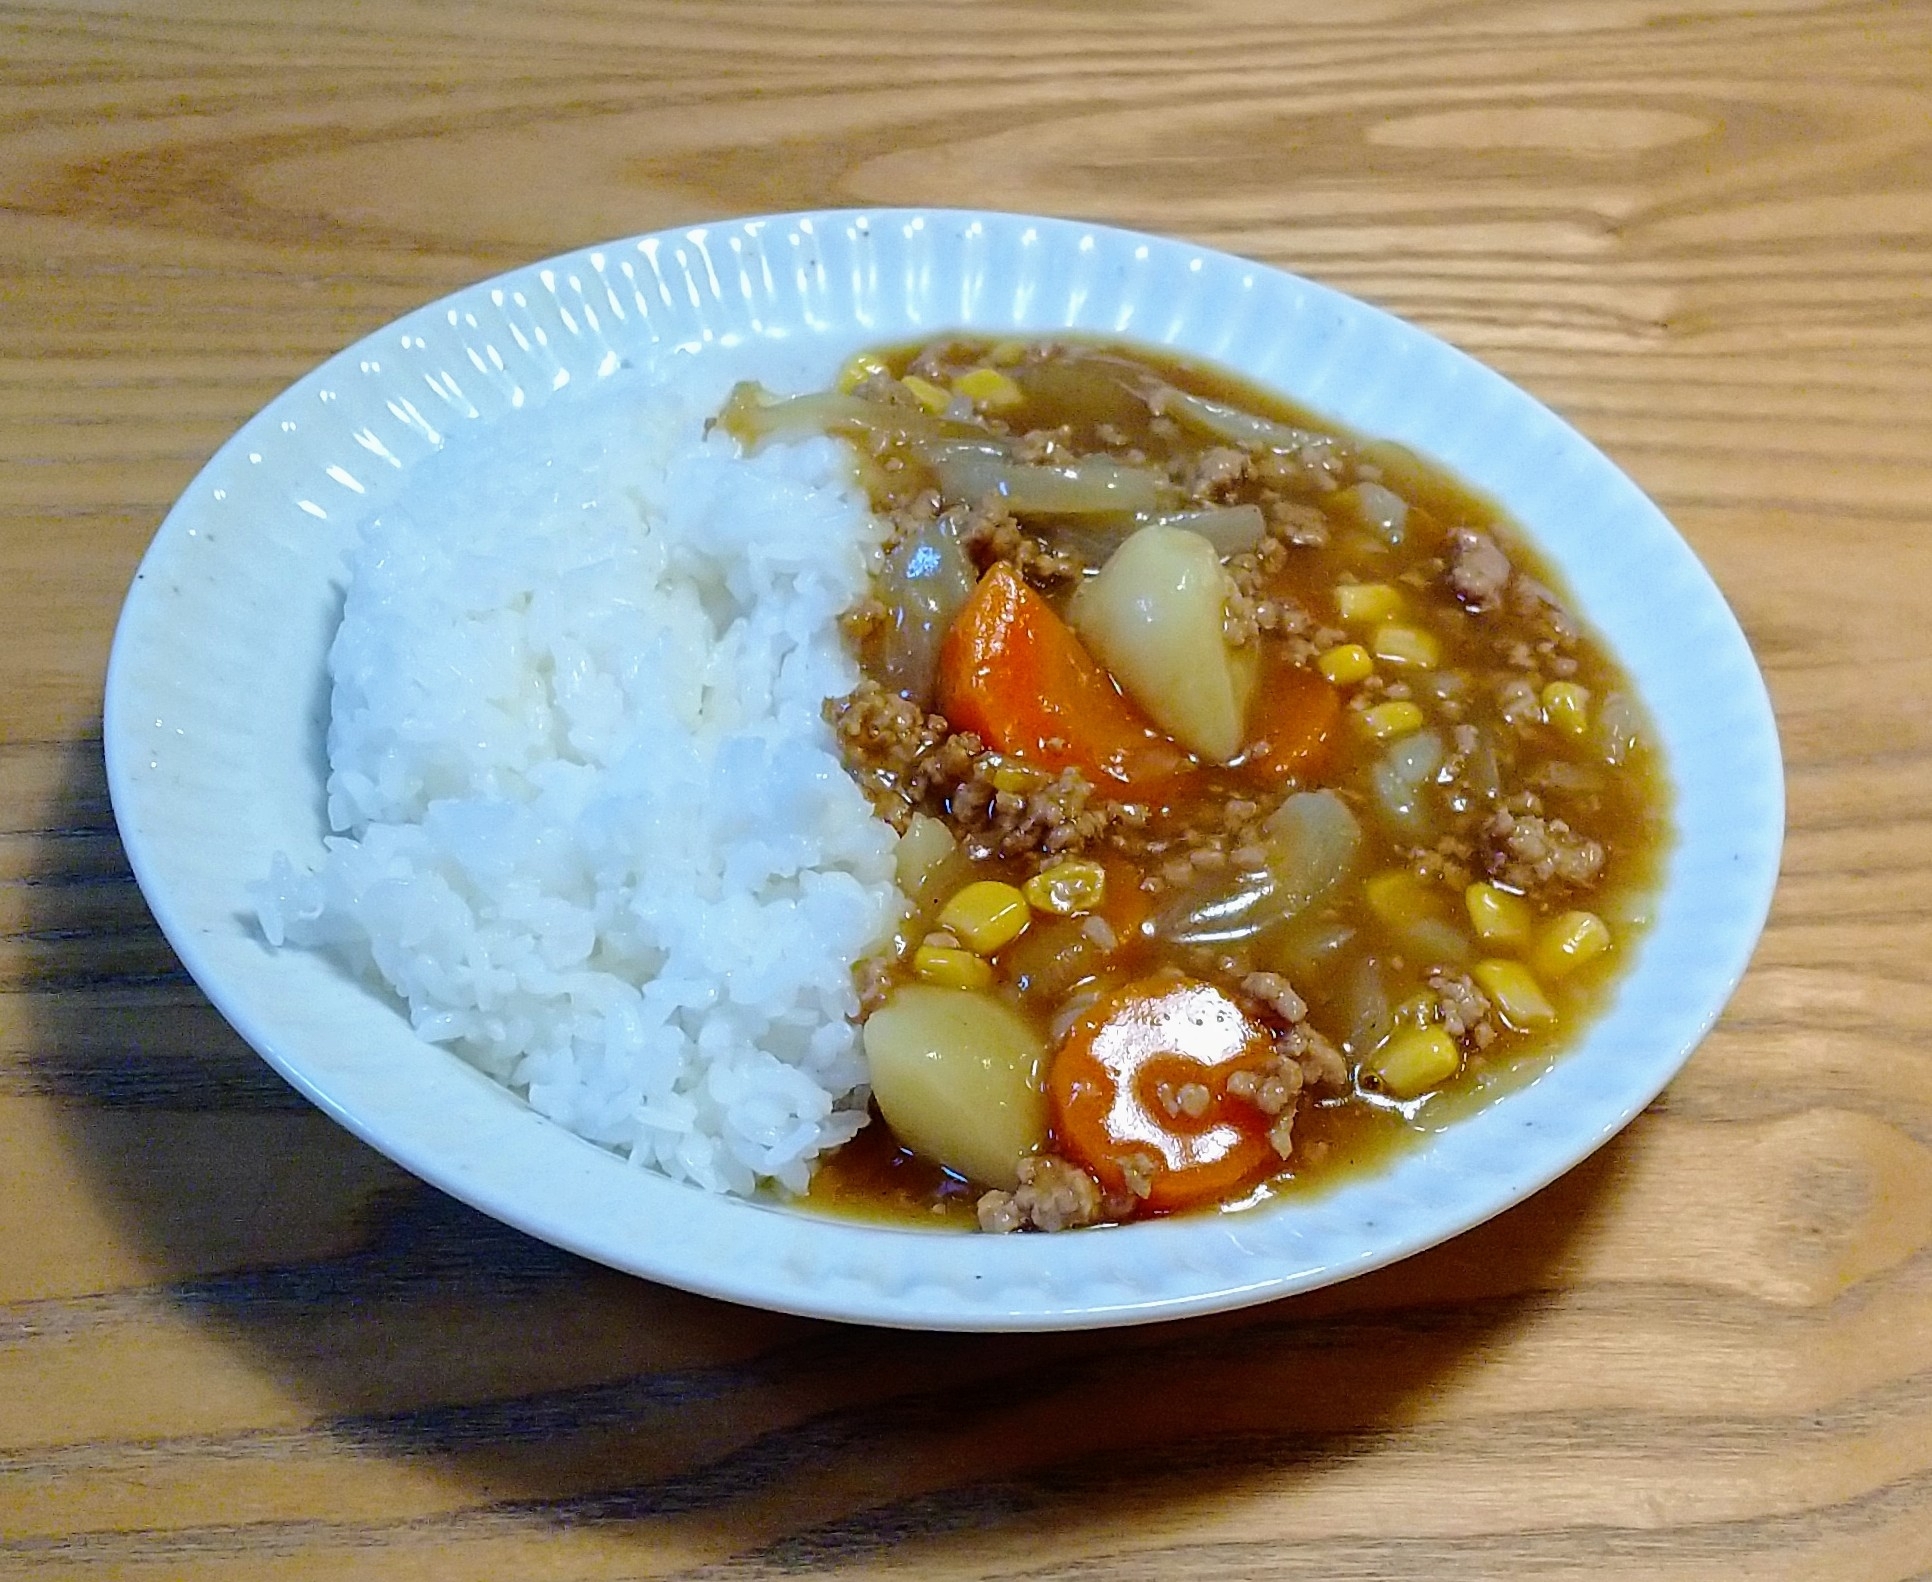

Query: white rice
255 370 905 1196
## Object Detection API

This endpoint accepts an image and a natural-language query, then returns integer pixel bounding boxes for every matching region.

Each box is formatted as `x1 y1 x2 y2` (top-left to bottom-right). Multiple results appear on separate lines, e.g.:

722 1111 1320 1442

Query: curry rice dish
733 338 1670 1232
264 334 1668 1235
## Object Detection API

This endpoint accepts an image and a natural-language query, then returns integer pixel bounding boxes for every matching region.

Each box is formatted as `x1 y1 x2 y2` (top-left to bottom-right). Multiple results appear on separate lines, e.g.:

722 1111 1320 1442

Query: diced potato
862 985 1049 1189
1371 623 1441 670
1336 582 1402 623
1068 525 1257 762
1023 859 1107 916
1472 958 1558 1029
1317 643 1374 684
938 881 1031 953
1370 1025 1461 1098
1464 881 1532 945
895 813 957 902
1359 700 1424 740
912 945 994 991
1531 910 1612 980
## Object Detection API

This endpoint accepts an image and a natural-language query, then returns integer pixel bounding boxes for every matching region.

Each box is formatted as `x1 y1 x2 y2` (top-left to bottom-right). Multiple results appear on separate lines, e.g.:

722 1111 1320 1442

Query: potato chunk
1069 525 1255 762
861 985 1049 1189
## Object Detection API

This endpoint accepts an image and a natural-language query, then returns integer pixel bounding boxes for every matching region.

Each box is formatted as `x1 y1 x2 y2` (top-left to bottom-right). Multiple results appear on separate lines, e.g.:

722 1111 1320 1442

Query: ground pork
1428 968 1499 1049
1446 527 1512 613
1178 445 1252 501
1484 807 1606 891
947 761 1115 859
952 498 1083 585
830 681 1119 859
1266 499 1331 547
976 1154 1105 1233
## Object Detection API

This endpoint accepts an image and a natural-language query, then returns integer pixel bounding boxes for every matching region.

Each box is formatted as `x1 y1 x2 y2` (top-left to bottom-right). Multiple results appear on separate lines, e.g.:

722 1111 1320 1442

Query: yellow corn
1472 958 1558 1030
1366 870 1438 930
1335 582 1402 624
1371 1025 1461 1098
900 374 954 413
912 945 995 991
836 352 891 392
1359 700 1425 740
1371 623 1441 671
1531 910 1612 980
1023 859 1108 917
952 367 1025 411
938 880 1032 953
989 758 1047 795
1464 881 1532 946
1541 681 1591 737
1317 643 1374 685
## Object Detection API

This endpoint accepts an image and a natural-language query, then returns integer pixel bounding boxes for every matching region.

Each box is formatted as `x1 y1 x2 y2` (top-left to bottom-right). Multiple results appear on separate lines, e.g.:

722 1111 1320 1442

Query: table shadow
22 736 1638 1571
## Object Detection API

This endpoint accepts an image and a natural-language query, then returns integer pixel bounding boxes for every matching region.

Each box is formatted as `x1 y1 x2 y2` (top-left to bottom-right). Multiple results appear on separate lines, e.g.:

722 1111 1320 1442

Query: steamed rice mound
256 376 905 1195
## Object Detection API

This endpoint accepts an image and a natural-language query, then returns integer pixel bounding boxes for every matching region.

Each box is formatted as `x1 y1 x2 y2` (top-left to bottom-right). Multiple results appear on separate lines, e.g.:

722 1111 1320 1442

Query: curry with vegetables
721 338 1669 1232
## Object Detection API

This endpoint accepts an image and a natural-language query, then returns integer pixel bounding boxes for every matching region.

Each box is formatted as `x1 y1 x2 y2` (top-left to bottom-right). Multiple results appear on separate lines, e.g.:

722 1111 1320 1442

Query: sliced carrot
1048 971 1280 1214
937 561 1191 796
1238 658 1340 782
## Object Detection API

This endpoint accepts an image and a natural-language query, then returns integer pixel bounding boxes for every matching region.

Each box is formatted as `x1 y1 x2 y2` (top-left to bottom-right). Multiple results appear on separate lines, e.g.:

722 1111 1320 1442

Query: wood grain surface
4 0 1931 1576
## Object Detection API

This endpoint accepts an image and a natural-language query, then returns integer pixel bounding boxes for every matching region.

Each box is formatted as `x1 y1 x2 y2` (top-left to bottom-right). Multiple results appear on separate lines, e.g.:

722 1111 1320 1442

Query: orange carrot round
937 561 1190 797
1048 971 1280 1214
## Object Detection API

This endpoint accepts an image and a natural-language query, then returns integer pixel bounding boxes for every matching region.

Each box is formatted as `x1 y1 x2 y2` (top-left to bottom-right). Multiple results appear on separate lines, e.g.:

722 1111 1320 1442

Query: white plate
104 210 1782 1330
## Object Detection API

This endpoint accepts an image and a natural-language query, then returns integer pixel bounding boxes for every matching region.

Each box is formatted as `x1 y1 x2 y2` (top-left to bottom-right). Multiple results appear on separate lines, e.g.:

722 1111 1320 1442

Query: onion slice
1152 384 1335 455
930 447 1170 515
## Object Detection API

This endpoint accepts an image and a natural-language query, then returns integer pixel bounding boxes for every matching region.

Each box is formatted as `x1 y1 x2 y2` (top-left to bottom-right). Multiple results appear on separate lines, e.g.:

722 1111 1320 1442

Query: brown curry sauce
785 337 1669 1229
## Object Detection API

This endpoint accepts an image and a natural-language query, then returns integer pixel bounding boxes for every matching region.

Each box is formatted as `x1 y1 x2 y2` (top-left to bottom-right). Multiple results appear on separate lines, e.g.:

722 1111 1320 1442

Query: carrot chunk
937 562 1190 797
1048 972 1280 1214
1239 658 1340 781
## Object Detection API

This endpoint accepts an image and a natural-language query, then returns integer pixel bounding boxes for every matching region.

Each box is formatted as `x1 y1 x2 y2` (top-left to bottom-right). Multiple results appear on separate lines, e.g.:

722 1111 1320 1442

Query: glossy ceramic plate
103 210 1783 1329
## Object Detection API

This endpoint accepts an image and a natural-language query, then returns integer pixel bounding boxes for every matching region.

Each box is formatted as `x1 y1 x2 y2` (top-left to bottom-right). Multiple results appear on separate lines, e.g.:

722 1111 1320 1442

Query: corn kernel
1464 881 1532 946
1335 582 1402 624
1530 910 1612 980
1359 700 1425 739
1317 643 1374 684
912 944 995 991
1366 870 1438 930
836 352 890 392
1371 1025 1461 1098
1541 681 1591 737
952 367 1025 410
989 758 1047 795
1023 859 1107 917
938 880 1032 953
900 374 954 413
1472 958 1557 1030
1371 623 1441 671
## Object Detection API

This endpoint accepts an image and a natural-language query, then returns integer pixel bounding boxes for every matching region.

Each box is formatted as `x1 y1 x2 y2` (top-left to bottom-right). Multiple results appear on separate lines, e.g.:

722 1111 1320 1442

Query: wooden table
5 2 1930 1576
